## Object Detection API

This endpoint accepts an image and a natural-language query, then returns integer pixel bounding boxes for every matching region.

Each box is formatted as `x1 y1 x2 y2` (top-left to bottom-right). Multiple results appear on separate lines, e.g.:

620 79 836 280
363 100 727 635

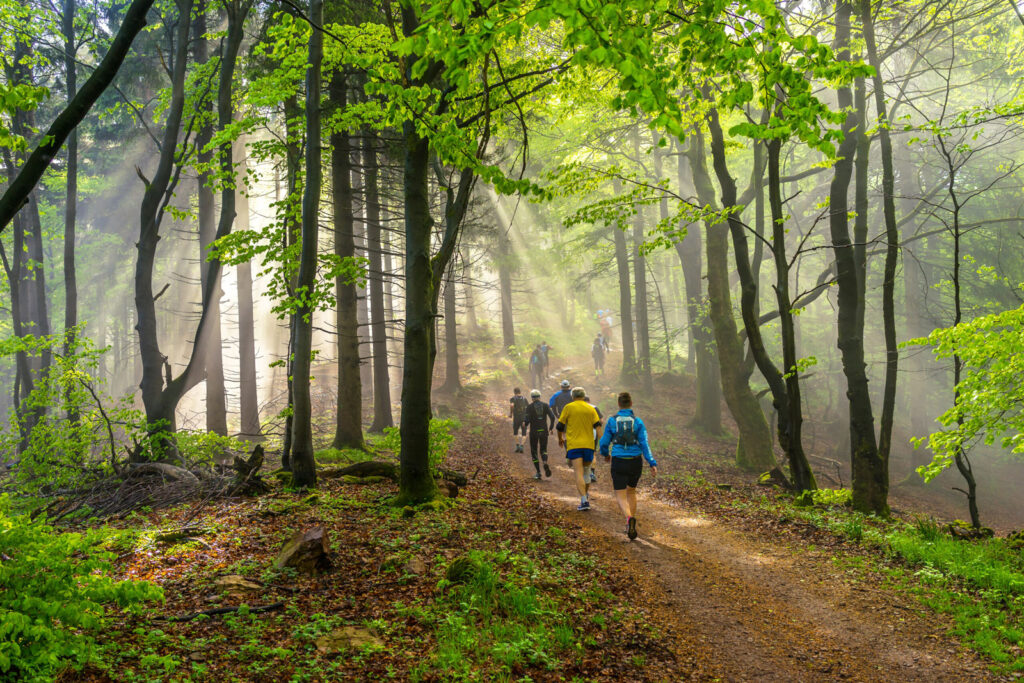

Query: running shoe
577 500 591 512
533 472 542 480
543 463 551 478
627 516 637 540
589 470 597 483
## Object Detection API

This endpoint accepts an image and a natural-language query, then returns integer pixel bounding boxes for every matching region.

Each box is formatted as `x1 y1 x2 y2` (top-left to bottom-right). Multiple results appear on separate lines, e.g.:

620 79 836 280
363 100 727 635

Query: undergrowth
0 495 163 682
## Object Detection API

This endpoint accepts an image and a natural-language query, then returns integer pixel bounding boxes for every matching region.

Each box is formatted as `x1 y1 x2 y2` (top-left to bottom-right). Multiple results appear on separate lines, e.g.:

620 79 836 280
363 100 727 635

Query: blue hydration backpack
613 415 639 446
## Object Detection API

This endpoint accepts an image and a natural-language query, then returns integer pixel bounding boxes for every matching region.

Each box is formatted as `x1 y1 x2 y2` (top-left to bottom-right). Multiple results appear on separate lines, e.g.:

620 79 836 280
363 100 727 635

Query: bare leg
572 459 588 498
614 488 631 522
626 487 637 517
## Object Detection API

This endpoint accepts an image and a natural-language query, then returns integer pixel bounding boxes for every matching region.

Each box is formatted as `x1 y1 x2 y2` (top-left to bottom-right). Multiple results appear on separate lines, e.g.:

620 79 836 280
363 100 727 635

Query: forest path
480 385 995 682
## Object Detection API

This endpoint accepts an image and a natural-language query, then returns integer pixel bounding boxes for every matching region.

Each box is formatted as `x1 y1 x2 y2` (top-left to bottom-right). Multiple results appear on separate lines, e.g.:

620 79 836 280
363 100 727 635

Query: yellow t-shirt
558 400 601 451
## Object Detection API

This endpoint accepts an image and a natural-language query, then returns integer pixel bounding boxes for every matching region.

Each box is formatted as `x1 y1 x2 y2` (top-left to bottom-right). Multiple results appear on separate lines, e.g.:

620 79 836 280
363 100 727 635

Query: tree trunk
0 0 157 235
280 94 303 470
289 0 323 488
233 133 261 438
397 122 440 504
497 237 515 351
631 129 652 390
134 0 194 460
675 150 720 433
365 131 393 432
831 0 887 515
62 0 79 424
439 267 461 392
461 247 480 334
688 133 773 472
612 178 637 382
860 0 899 480
330 74 364 450
195 3 228 436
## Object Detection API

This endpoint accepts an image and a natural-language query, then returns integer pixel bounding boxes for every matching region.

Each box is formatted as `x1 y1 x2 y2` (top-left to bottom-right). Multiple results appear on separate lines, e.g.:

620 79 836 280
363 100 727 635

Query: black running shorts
610 457 643 490
513 420 527 436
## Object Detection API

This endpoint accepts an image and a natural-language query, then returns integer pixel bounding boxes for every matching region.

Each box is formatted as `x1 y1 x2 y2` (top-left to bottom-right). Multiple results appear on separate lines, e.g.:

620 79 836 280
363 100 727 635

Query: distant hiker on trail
523 389 555 480
549 379 573 419
584 394 603 484
599 312 614 348
592 335 606 375
557 387 602 511
540 341 551 378
510 388 529 453
597 332 609 352
529 345 544 389
599 391 658 540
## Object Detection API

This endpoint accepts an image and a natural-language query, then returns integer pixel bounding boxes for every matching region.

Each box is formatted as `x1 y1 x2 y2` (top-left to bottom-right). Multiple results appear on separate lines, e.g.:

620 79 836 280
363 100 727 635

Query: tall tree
289 0 324 488
195 1 228 436
330 73 364 450
233 134 262 438
364 132 393 432
830 0 888 515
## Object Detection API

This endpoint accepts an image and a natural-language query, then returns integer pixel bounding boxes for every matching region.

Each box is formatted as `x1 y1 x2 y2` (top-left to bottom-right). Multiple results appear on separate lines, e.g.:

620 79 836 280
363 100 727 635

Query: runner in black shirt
509 388 529 453
523 389 555 479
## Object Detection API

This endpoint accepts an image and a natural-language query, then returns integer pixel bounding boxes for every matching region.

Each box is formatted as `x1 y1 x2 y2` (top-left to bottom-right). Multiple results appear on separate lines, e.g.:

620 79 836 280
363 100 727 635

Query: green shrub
0 496 163 681
378 419 460 474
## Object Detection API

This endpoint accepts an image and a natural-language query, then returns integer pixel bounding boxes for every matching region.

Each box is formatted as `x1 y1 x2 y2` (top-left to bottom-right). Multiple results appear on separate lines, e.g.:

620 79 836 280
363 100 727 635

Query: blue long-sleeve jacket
549 389 572 419
599 409 657 467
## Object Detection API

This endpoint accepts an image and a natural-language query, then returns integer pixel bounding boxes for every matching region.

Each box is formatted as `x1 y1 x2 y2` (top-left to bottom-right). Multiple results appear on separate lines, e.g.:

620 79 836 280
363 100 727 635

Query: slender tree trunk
689 133 773 471
365 132 393 432
831 0 887 515
233 134 261 438
62 0 79 415
397 123 439 503
289 0 323 488
330 74 364 450
767 137 815 491
195 3 228 436
497 237 515 351
134 0 194 459
0 0 157 235
675 150 720 432
280 94 303 470
632 129 652 390
461 247 480 334
860 0 899 480
706 110 813 487
612 178 637 382
439 267 461 392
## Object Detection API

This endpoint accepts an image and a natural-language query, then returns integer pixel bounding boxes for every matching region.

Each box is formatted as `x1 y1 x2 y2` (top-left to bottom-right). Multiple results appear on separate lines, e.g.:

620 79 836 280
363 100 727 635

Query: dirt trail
483 392 996 682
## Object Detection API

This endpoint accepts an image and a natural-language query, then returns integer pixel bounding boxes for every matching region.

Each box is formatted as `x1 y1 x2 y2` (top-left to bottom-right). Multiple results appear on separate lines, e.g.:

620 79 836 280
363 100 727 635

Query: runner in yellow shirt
556 387 602 511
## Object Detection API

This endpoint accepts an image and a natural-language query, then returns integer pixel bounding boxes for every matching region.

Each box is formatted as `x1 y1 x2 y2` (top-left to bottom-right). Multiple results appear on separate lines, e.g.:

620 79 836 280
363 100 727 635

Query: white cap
560 379 570 388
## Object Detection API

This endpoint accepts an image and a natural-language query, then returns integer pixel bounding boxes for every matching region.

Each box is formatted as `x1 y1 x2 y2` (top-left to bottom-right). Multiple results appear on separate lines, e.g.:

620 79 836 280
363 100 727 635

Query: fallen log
320 461 398 480
153 602 284 622
127 462 198 484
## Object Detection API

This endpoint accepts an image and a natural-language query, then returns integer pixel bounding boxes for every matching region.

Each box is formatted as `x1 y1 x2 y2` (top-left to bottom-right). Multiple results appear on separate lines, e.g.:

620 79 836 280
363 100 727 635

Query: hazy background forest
4 0 1024 679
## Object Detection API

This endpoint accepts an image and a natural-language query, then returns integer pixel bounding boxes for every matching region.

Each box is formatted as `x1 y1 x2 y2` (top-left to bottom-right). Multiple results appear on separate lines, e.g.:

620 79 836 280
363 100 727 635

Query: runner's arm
598 420 614 457
545 403 555 430
638 420 657 467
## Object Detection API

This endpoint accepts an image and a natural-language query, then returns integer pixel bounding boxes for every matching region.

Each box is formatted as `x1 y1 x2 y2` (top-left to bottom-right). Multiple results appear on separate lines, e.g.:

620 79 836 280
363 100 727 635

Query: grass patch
410 549 579 681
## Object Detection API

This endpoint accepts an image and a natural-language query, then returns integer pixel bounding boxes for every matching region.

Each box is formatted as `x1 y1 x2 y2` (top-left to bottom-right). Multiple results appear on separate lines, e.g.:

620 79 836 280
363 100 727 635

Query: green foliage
0 331 148 495
174 430 253 469
0 496 163 681
907 305 1024 481
418 549 572 679
379 418 460 475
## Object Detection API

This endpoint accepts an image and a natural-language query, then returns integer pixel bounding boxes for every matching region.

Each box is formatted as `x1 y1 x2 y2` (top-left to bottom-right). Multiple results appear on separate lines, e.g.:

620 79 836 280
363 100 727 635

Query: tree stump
274 527 332 574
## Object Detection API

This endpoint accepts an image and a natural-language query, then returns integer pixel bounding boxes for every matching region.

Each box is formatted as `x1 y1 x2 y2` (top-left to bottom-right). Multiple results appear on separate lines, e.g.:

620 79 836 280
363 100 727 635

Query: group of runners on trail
509 378 658 541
